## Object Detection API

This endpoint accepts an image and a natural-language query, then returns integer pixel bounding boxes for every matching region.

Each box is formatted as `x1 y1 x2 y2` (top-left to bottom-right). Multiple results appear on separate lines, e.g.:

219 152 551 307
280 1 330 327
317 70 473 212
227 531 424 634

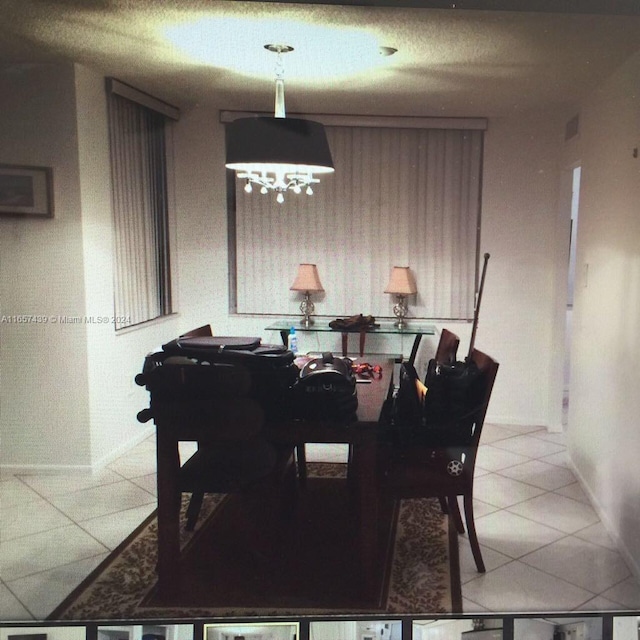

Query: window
107 79 179 329
228 116 485 321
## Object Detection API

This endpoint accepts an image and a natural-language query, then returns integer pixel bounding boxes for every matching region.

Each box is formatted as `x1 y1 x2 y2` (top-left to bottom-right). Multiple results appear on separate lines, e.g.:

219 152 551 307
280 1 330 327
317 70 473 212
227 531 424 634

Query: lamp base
392 295 409 329
300 293 315 328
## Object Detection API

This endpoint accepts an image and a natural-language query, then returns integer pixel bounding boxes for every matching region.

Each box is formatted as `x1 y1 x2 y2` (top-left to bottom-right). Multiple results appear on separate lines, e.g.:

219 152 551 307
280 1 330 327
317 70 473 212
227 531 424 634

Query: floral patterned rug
49 463 460 619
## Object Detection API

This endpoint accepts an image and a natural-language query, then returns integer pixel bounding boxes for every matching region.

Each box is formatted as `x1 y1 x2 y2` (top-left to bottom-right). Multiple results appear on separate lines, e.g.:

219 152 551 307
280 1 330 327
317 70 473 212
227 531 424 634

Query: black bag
420 358 484 444
139 336 299 421
382 358 484 446
290 352 358 421
379 361 422 445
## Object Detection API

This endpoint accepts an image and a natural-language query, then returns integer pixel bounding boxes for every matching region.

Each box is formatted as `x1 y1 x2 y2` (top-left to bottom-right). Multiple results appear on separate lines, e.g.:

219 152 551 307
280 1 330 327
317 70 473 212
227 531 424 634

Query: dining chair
434 328 460 364
180 324 213 338
378 347 499 572
138 357 297 533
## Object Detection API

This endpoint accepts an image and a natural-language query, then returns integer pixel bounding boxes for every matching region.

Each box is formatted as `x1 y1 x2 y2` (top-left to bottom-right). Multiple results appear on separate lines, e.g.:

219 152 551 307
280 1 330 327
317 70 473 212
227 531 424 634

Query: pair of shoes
329 314 377 331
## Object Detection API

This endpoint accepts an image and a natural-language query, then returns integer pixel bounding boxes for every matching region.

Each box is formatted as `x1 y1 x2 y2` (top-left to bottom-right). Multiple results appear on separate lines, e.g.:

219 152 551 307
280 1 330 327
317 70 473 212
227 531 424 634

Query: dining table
149 354 395 602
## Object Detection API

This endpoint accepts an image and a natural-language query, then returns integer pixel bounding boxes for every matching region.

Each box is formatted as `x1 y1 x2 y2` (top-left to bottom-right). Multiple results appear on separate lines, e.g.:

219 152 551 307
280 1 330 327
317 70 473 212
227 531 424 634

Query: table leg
359 330 366 357
156 428 182 600
408 332 423 365
341 332 348 357
350 439 379 601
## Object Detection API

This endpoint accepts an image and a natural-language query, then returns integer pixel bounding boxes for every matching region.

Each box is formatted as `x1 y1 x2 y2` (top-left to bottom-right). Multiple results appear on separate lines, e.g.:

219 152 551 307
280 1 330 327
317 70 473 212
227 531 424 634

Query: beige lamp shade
384 266 417 295
290 263 324 292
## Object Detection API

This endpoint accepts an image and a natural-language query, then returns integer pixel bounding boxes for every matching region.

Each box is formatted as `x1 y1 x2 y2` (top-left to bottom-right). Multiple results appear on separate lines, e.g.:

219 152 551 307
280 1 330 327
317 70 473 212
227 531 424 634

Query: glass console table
265 319 437 365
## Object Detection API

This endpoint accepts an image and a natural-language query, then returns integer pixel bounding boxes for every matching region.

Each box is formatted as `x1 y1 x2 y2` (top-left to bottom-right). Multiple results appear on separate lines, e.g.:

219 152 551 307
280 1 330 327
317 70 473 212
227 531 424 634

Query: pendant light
225 44 334 204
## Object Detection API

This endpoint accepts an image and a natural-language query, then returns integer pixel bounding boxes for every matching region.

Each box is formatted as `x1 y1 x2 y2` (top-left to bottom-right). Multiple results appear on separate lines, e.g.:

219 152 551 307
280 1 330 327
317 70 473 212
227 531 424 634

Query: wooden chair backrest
467 348 499 447
180 324 213 338
434 328 460 364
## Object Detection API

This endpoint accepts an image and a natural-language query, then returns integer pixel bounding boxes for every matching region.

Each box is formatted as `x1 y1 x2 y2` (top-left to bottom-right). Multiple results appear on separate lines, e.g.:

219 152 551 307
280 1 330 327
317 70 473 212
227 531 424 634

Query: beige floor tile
497 459 576 491
7 554 109 620
473 474 547 509
17 468 124 497
540 450 571 468
520 535 631 593
47 479 155 522
0 582 32 621
554 482 591 504
79 502 156 550
490 434 566 459
474 510 566 558
0 478 45 510
600 576 640 609
574 522 619 550
1 499 73 542
479 423 523 444
129 472 157 496
462 560 595 612
459 541 512 584
507 493 600 534
575 594 626 611
1 525 107 582
475 445 531 472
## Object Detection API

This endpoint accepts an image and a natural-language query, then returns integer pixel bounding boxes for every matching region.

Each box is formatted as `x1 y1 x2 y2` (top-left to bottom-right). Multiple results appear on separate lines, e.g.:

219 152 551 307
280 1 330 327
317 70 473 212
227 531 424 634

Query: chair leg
185 491 204 531
438 496 449 515
463 493 485 573
296 444 307 488
447 495 465 534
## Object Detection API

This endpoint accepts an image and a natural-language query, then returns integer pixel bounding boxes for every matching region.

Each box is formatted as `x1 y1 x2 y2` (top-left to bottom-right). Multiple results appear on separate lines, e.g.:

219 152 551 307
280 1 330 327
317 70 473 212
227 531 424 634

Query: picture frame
0 163 54 218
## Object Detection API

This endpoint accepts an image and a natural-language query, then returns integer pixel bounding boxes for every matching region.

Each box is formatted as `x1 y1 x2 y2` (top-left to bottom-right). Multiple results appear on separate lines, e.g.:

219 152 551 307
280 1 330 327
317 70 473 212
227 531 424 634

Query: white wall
567 50 640 577
0 63 92 470
470 110 568 429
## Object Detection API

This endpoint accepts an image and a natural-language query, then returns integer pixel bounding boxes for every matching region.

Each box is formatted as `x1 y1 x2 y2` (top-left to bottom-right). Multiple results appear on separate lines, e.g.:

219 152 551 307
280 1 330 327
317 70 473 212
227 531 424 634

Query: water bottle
288 326 298 354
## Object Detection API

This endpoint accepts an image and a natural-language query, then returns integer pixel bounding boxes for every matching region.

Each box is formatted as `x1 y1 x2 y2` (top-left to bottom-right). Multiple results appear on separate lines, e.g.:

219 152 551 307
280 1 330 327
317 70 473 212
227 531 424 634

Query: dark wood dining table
153 356 395 602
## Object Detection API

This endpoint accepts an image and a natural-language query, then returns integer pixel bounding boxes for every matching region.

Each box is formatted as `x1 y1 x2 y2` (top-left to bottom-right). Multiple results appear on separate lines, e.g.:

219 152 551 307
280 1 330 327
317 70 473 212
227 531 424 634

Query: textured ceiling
0 0 639 117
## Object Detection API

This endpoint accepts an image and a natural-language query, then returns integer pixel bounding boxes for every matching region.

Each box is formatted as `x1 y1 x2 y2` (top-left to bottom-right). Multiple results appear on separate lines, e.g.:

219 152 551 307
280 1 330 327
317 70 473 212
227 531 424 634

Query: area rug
49 463 461 619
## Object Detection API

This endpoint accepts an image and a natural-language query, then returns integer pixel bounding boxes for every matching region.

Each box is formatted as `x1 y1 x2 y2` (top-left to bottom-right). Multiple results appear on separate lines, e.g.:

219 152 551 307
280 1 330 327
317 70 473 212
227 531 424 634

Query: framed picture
0 164 53 217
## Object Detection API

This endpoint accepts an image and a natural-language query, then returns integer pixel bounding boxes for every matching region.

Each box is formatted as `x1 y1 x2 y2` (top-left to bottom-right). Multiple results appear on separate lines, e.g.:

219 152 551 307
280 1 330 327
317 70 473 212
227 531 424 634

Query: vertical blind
232 124 483 321
108 92 172 329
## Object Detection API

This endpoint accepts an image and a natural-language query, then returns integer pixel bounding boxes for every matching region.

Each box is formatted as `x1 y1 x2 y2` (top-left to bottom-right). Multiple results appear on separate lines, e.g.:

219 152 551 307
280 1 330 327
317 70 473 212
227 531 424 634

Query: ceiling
1 0 639 117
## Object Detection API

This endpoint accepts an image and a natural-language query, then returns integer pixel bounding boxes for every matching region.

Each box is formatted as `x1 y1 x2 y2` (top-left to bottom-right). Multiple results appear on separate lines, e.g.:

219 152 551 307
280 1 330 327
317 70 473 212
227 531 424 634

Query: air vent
565 114 580 141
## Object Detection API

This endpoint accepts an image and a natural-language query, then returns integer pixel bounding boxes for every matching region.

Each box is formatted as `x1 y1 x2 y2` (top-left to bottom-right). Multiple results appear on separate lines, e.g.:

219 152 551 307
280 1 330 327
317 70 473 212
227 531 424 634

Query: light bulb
277 193 285 204
293 185 301 194
260 186 268 194
306 186 313 195
244 182 252 193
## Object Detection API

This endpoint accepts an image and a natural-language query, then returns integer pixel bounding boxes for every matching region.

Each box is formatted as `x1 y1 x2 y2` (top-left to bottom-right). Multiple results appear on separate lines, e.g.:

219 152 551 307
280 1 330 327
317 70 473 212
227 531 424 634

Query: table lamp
290 263 324 327
384 266 417 328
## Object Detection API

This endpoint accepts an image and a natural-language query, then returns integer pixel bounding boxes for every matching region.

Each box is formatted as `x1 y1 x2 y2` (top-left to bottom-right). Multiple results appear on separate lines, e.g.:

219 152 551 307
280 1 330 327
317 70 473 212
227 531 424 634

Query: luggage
138 336 299 421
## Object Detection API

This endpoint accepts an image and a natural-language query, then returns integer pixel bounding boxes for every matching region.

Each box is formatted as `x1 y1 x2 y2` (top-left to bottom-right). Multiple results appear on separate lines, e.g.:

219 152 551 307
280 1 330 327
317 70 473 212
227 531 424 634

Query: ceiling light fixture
225 44 334 204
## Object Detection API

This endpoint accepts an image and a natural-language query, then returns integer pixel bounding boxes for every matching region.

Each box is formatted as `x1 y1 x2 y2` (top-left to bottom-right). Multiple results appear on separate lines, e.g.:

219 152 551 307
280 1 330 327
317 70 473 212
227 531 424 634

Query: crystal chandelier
225 44 334 204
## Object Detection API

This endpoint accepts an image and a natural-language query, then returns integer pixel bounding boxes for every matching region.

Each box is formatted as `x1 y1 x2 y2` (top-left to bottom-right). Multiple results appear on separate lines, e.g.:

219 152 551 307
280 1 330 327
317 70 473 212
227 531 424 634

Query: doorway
563 165 581 426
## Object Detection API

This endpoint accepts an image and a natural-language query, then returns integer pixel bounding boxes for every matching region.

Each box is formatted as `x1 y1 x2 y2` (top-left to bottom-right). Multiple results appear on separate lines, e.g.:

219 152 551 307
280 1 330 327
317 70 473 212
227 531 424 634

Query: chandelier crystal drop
225 44 334 204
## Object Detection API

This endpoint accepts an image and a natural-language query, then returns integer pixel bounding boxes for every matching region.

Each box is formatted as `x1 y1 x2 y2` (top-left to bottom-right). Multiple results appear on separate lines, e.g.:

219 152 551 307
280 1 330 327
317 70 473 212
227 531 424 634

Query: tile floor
1 424 640 620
